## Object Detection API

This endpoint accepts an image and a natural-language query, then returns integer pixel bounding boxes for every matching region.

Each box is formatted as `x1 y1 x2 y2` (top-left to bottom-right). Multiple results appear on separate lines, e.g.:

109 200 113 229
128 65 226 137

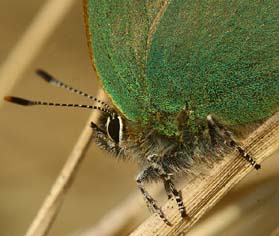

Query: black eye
106 116 121 143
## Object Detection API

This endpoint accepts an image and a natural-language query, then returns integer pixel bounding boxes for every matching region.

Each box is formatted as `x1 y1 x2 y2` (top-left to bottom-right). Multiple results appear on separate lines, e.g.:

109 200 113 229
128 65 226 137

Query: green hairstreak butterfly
82 0 278 224
5 0 279 225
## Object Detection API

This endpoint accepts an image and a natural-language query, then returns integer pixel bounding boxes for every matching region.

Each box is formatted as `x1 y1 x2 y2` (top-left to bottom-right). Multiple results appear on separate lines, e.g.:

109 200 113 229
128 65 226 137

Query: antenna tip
4 96 13 102
36 69 53 82
4 96 33 106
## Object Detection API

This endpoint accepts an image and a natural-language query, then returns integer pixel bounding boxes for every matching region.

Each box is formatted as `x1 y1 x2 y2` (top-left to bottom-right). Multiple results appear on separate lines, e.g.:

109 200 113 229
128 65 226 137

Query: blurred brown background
0 1 278 236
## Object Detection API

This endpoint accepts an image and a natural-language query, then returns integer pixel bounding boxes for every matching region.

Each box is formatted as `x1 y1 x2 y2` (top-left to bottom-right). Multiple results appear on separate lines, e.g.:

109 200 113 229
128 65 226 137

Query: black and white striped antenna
4 69 114 117
36 69 111 110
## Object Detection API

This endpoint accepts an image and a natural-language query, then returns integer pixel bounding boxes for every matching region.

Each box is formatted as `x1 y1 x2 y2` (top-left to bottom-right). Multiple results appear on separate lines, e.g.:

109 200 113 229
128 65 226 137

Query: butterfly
5 0 279 225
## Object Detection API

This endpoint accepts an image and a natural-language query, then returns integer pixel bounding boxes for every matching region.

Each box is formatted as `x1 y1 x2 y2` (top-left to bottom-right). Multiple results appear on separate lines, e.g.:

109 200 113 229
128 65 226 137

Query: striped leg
136 169 172 226
147 155 187 218
207 115 261 170
233 141 261 170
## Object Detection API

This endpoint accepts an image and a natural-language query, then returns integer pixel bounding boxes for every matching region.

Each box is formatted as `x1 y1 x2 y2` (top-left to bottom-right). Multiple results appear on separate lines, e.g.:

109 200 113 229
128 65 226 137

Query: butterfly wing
84 0 158 122
146 1 279 127
84 0 279 131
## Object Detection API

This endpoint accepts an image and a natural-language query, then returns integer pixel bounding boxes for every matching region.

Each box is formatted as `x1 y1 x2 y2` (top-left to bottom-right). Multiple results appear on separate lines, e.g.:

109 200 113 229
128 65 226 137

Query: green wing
84 0 157 122
84 0 279 128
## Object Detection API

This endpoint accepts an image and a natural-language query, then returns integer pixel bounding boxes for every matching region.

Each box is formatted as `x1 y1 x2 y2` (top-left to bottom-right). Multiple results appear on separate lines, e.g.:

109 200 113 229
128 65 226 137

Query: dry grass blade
187 177 279 236
24 90 106 236
24 113 93 236
129 112 279 236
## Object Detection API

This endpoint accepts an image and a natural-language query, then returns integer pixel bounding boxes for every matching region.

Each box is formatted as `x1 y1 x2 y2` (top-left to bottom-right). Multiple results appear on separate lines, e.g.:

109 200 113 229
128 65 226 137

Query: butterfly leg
147 154 187 218
136 167 172 226
207 115 261 170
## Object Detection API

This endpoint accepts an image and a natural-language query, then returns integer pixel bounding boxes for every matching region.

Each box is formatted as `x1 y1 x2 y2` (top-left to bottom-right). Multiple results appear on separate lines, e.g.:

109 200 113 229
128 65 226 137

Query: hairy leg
136 166 172 226
207 115 261 170
136 154 187 225
147 154 187 218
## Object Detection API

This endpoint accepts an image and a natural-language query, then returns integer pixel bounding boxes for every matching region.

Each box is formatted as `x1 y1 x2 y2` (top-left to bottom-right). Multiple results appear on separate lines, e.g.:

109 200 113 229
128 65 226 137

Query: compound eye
106 115 123 143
